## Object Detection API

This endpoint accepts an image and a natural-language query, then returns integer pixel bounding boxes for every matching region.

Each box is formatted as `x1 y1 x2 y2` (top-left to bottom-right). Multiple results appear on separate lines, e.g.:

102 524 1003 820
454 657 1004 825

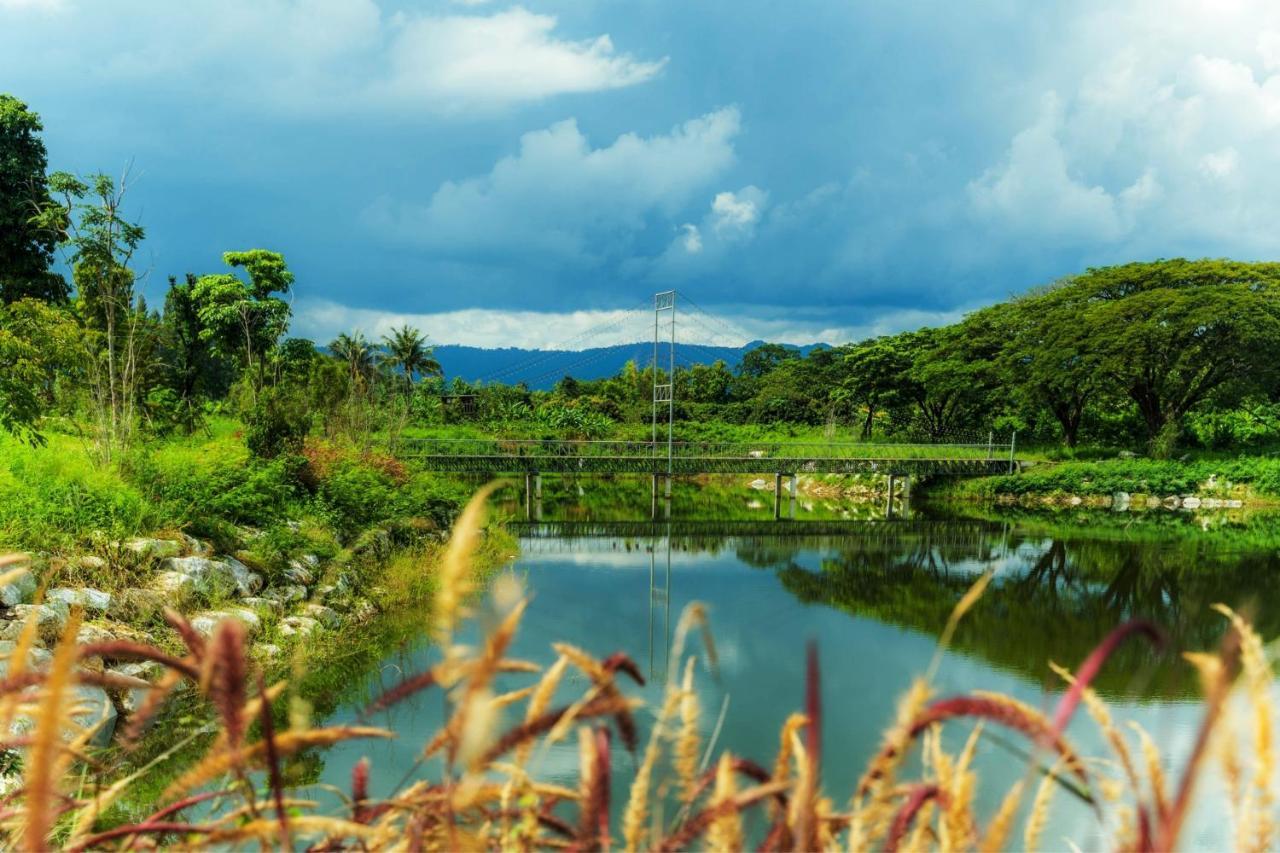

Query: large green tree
1084 262 1280 452
192 249 293 404
0 95 66 304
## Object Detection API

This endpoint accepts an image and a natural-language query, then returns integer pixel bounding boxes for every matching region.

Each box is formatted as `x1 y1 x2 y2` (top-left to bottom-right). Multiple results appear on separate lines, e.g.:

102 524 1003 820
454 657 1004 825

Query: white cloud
968 0 1280 257
374 7 666 107
0 1 662 114
362 107 741 259
292 296 957 349
651 185 768 279
710 188 765 238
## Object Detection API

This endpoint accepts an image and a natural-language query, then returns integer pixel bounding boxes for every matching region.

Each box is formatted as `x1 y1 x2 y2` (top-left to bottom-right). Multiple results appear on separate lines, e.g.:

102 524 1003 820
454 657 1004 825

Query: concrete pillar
774 472 783 519
886 474 897 519
534 473 542 500
651 473 659 519
665 474 672 499
525 472 533 520
789 473 798 518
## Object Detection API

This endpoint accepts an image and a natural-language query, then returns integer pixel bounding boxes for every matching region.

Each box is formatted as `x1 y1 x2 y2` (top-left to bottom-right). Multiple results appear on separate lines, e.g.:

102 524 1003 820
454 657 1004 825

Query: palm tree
381 325 442 390
329 331 377 386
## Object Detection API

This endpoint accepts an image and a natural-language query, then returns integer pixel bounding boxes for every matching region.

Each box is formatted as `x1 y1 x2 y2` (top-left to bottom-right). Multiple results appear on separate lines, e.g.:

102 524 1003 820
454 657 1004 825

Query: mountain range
431 341 827 389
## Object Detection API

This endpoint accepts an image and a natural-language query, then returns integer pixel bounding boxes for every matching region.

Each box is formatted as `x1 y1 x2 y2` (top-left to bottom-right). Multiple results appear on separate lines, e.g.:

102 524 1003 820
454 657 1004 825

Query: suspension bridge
414 290 1023 517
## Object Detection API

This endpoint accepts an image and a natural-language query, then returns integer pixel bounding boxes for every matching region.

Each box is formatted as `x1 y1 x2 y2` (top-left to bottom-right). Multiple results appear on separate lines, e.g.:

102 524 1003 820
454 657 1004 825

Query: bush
244 389 311 459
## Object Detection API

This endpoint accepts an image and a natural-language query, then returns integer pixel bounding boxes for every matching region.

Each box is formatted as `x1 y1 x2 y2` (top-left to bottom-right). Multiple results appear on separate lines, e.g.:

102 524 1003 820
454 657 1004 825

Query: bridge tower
652 291 676 491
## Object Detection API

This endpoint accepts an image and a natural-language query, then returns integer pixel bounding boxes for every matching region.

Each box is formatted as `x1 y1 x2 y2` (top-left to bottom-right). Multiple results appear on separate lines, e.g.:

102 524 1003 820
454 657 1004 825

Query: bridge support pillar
790 473 798 519
773 473 783 519
886 474 897 519
651 474 659 519
524 473 534 520
534 474 542 501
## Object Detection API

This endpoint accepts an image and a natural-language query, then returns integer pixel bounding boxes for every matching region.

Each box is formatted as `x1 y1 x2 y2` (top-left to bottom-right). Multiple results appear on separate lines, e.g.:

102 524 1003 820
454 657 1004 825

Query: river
311 479 1280 848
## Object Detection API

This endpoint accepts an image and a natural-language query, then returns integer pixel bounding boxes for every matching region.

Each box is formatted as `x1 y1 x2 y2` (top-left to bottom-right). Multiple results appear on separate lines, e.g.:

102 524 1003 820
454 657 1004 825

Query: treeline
439 260 1280 456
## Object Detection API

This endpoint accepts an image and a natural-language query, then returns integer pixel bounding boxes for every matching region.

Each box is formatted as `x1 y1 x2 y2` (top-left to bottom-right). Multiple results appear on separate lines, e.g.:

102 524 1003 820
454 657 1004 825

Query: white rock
254 643 282 660
4 602 70 644
280 616 320 638
748 449 766 459
220 556 264 596
1112 492 1131 511
0 569 36 607
241 596 283 615
302 604 340 629
163 556 262 597
151 571 195 597
284 561 314 586
75 555 107 571
191 608 261 638
76 623 118 646
126 538 182 560
749 479 768 490
265 585 307 604
1182 496 1202 509
109 661 164 716
48 587 112 613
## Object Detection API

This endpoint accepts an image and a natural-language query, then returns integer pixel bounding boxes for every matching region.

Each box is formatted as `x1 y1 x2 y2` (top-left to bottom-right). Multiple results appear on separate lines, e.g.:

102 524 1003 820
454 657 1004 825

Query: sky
3 0 1280 348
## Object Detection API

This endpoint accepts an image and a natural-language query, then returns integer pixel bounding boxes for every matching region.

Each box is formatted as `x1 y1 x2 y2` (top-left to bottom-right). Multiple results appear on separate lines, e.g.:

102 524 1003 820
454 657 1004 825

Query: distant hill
431 340 828 389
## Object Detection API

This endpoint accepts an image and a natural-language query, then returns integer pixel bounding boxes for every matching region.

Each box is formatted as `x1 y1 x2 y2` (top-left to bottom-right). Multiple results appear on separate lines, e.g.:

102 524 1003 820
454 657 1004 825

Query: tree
157 274 231 432
998 286 1106 448
737 343 798 379
0 298 82 443
0 95 66 304
839 337 914 438
380 324 442 391
35 170 147 457
329 331 378 387
1087 266 1280 453
192 249 293 405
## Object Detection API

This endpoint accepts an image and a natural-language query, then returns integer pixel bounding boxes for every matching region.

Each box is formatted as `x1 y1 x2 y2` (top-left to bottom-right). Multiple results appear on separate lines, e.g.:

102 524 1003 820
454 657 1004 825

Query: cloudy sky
3 0 1280 347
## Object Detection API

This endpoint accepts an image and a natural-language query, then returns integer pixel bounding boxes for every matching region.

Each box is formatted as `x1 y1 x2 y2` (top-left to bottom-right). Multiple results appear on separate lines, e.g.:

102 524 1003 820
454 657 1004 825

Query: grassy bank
936 455 1280 503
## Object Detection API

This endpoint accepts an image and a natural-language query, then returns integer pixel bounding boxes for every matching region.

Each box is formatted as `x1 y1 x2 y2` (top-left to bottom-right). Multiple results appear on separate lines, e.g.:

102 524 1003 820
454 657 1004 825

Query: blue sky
3 0 1279 347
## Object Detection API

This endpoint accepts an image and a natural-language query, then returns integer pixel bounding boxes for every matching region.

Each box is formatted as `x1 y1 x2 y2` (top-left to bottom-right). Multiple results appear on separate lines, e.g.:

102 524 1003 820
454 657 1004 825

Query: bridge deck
401 439 1018 476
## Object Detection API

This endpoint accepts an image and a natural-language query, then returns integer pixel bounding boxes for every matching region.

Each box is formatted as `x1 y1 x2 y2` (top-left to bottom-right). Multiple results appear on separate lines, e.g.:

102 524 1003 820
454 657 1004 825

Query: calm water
312 480 1280 848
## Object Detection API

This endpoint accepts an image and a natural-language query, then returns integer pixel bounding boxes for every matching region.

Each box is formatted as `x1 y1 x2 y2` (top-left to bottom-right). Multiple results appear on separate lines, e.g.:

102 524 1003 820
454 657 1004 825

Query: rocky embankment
0 527 402 748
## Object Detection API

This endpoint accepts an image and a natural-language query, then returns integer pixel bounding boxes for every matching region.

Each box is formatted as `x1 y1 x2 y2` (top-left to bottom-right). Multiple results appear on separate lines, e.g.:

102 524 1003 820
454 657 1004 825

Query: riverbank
0 418 495 755
923 455 1280 508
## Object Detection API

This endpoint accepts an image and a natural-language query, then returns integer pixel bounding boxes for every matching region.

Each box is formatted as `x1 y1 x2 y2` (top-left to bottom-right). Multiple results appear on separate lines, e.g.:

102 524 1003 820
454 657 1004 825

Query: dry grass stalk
675 656 701 803
21 609 83 848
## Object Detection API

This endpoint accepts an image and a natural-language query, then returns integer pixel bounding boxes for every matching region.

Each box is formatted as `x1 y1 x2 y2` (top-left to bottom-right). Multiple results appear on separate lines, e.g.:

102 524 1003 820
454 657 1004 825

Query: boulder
0 641 52 668
0 568 36 607
163 556 262 597
191 608 262 638
253 643 282 660
1112 492 1131 511
3 602 70 645
241 596 284 616
280 616 320 638
76 623 119 646
0 653 117 747
75 555 107 572
113 587 167 623
264 585 307 605
125 538 182 560
1182 496 1203 509
301 604 340 629
108 661 166 716
1162 496 1181 509
283 561 314 587
48 587 112 613
220 557 264 597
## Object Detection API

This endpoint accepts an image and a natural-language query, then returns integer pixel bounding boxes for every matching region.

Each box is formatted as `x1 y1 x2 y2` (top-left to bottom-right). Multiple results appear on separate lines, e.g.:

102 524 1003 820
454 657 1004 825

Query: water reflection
512 512 1280 699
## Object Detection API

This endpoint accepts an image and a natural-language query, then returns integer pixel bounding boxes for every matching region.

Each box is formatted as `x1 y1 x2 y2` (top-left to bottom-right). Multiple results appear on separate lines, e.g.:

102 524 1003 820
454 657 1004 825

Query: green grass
946 456 1280 500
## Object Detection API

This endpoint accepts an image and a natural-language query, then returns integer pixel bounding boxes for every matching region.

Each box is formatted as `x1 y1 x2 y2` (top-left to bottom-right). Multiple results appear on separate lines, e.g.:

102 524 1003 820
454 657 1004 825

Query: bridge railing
399 438 1014 461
